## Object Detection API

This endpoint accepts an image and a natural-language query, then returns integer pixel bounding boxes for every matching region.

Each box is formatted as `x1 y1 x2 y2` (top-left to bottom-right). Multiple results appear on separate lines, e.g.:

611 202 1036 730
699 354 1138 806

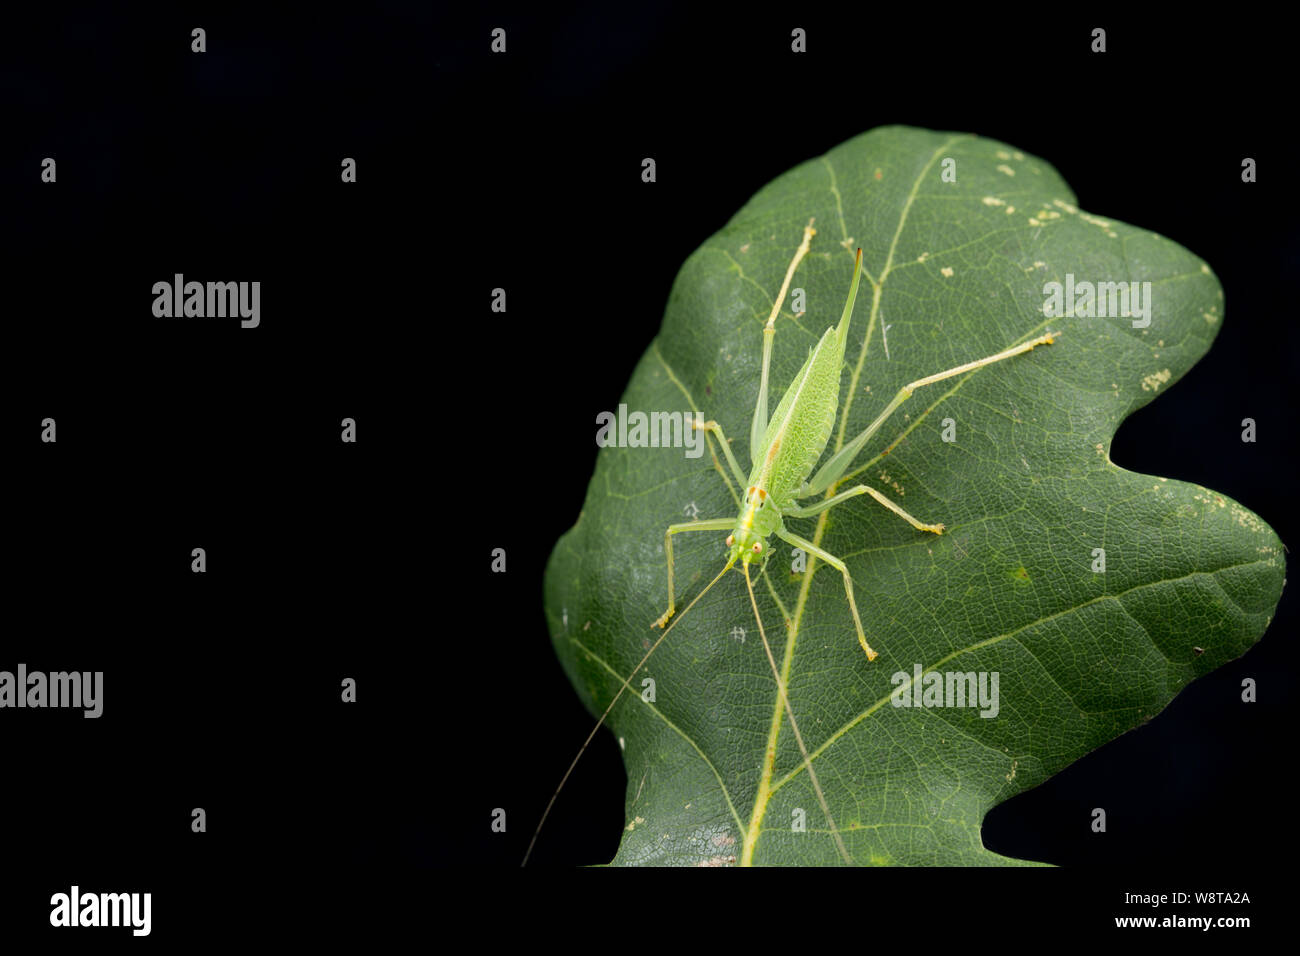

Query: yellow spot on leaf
1231 505 1267 534
1140 369 1172 392
879 471 905 496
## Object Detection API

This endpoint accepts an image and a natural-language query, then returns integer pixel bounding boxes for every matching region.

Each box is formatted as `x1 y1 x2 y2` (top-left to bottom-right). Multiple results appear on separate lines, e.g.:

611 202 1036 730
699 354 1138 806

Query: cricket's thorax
728 485 783 565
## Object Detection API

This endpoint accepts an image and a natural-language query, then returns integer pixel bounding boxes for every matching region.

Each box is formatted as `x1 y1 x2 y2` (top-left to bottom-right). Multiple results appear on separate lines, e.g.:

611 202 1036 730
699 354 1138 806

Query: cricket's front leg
652 518 734 628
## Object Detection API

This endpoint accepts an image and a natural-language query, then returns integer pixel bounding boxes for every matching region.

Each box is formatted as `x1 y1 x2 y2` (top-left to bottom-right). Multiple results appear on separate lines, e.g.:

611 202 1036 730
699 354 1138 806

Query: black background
3 1 1294 941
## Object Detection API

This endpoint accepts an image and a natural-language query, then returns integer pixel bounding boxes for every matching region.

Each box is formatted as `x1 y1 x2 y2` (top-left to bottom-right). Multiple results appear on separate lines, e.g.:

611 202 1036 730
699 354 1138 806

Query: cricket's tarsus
534 222 1060 866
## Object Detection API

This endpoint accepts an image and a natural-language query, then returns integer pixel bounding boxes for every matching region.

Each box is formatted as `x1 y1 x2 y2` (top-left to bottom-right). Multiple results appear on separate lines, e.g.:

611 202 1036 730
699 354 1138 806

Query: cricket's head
728 486 781 566
725 526 770 567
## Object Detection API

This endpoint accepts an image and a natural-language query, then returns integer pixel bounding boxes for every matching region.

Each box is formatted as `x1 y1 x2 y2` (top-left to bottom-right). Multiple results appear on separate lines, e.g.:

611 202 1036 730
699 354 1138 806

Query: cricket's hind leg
693 419 748 489
786 483 944 535
750 218 817 463
802 331 1059 498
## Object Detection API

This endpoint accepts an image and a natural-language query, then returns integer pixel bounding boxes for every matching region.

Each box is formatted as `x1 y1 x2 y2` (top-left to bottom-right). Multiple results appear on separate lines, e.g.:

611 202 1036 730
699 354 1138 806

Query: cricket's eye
752 543 762 553
725 535 734 547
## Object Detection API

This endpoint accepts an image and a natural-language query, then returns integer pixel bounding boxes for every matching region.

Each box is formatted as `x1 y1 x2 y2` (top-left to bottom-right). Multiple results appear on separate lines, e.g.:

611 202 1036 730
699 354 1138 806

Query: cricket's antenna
742 563 854 866
523 554 739 867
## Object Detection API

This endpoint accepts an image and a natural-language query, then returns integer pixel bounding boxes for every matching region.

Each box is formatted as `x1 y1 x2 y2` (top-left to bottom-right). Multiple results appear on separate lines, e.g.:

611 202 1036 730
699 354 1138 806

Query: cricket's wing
749 322 846 505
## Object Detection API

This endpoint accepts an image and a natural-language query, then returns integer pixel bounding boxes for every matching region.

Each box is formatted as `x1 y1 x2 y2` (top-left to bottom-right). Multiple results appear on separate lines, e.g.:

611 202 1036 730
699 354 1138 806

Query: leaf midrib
742 135 967 865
